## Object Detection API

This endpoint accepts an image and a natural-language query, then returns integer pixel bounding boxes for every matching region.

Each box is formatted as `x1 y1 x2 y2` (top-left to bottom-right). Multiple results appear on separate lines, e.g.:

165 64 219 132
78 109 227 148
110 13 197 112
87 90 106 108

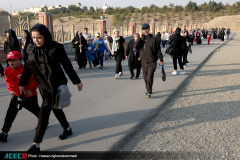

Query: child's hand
10 91 16 99
26 90 33 96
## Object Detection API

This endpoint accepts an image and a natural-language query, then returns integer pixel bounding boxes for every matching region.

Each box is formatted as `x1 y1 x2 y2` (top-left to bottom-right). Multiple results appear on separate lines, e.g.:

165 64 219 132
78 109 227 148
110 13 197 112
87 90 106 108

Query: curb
109 33 236 152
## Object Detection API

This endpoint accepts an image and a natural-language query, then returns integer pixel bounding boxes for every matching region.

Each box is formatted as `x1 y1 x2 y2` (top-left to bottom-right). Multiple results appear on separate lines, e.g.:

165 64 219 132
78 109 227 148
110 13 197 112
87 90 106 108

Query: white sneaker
118 72 123 76
172 71 177 75
115 74 119 79
179 71 186 75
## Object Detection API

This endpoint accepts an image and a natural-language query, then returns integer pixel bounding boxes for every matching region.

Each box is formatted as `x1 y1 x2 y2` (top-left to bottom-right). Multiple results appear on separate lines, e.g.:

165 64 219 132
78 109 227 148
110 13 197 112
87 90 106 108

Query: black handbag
165 40 175 57
160 65 166 81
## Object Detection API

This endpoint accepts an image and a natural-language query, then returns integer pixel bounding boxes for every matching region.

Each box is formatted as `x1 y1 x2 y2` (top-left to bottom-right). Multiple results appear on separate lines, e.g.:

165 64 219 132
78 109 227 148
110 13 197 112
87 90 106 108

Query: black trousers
173 51 184 70
129 64 141 78
114 54 122 74
0 63 4 75
142 61 156 94
33 97 69 143
2 95 40 133
183 49 188 65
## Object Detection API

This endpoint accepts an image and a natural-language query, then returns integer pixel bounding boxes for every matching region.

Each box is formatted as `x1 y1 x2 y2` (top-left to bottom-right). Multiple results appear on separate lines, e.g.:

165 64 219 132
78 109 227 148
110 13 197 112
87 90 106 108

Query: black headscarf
4 29 20 53
22 30 33 46
6 29 18 46
31 23 52 48
174 27 182 42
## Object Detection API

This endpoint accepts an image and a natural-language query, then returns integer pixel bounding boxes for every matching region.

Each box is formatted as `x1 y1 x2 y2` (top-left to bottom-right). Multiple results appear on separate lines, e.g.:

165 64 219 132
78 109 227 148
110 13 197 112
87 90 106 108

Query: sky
0 0 239 12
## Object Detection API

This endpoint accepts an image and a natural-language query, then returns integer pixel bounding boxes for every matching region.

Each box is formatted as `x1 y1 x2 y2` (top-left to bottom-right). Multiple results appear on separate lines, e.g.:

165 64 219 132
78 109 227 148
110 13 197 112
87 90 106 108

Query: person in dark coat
126 33 141 79
72 31 87 69
196 30 201 45
3 29 21 54
155 32 161 48
111 29 125 79
170 27 185 75
134 24 163 98
219 29 225 43
19 24 83 153
3 29 21 68
183 30 191 66
20 30 33 63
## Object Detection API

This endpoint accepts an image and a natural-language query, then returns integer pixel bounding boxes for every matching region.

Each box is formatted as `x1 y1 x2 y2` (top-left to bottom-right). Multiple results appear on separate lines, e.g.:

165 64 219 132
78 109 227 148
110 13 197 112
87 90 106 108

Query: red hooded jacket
4 64 37 97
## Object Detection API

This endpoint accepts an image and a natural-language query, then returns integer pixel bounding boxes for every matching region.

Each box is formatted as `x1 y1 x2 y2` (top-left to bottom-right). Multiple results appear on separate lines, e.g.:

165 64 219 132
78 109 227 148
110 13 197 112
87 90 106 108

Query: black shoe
58 128 72 140
0 132 8 142
135 76 139 79
27 144 40 153
130 76 134 80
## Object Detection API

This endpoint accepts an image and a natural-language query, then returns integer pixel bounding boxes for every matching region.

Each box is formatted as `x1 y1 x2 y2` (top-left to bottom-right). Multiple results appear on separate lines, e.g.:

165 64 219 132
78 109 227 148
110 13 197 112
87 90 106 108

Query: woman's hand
77 82 83 91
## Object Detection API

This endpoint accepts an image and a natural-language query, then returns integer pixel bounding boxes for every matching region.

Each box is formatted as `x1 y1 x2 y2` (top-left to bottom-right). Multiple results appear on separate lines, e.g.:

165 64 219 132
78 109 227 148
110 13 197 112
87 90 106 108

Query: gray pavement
0 35 234 154
113 34 240 159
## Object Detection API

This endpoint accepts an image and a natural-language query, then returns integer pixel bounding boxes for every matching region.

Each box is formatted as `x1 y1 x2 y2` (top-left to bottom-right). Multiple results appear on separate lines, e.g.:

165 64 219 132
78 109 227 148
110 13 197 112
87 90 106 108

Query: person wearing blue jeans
87 38 95 69
94 33 109 69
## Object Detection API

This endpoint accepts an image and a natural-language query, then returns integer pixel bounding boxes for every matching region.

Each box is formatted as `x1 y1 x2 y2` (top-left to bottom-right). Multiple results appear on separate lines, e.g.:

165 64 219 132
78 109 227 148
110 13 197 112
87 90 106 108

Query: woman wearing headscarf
111 29 125 79
72 31 87 69
20 30 33 63
169 27 185 75
3 29 21 68
19 24 83 152
3 29 21 54
126 33 141 79
183 30 191 67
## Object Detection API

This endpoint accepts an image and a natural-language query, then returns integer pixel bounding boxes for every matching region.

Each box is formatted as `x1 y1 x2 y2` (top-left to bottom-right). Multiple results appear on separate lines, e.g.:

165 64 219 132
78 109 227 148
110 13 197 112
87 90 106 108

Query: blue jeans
88 57 94 67
104 51 109 60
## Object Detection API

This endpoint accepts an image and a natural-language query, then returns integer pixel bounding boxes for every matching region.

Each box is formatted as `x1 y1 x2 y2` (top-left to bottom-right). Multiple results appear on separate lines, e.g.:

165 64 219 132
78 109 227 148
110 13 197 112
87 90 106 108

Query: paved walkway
0 35 235 155
113 34 240 159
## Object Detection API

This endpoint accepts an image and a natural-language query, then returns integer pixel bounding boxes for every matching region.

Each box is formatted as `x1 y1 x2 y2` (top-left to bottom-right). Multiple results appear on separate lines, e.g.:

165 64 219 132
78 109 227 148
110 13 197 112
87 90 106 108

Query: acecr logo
4 153 28 159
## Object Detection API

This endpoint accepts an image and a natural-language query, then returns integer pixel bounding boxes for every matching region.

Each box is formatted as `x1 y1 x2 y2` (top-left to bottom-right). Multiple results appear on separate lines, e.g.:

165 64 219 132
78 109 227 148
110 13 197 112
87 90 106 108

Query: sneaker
27 144 40 153
135 76 139 79
99 66 103 70
179 71 186 75
58 127 73 140
0 132 8 142
115 74 119 79
172 71 177 75
118 72 123 76
0 73 4 77
146 93 151 98
130 76 134 80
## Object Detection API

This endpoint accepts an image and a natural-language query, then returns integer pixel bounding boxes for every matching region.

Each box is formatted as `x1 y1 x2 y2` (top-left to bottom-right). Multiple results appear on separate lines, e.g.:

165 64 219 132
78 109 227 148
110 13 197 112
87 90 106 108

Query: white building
24 5 47 13
102 4 109 13
76 3 88 11
48 5 67 11
12 11 20 16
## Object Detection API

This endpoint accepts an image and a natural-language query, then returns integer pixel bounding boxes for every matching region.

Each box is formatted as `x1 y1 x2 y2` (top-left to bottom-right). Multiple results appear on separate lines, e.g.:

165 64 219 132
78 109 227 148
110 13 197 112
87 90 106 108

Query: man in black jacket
134 24 164 98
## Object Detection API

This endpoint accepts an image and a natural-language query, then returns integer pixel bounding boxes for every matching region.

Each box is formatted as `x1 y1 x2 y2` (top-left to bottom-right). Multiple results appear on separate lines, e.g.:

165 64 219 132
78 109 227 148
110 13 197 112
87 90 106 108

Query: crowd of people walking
0 23 231 152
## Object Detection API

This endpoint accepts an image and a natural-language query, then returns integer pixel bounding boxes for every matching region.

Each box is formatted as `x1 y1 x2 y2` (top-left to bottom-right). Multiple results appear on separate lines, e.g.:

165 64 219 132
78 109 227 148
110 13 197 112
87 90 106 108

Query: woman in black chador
20 30 33 63
3 29 21 68
126 33 141 79
4 29 21 54
72 31 87 69
19 24 83 153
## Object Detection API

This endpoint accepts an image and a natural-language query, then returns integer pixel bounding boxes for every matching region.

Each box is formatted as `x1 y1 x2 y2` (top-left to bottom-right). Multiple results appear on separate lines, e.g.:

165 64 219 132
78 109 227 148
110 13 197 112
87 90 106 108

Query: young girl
19 24 83 153
207 34 211 45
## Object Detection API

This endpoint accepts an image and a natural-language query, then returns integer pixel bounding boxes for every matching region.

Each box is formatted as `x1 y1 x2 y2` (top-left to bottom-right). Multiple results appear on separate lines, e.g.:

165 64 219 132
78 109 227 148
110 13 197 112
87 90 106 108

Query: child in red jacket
0 51 40 142
207 34 211 45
